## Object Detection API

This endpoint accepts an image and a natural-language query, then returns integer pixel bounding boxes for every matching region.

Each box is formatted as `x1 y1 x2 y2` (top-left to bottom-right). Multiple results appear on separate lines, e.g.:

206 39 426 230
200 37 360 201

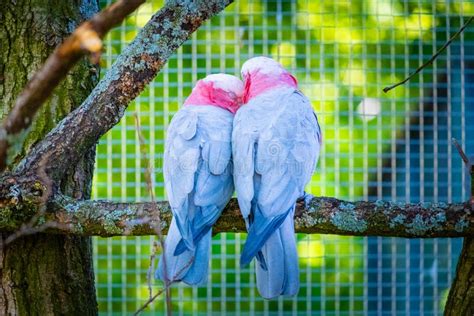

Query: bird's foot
296 192 314 215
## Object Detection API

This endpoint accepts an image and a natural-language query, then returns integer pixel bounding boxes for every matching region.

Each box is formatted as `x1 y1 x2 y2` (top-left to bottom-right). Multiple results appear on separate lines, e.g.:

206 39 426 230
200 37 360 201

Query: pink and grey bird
232 57 321 299
156 74 243 285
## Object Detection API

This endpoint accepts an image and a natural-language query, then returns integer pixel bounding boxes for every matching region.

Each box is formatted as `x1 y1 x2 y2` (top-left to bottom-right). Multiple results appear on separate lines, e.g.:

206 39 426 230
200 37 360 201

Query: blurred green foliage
92 0 474 314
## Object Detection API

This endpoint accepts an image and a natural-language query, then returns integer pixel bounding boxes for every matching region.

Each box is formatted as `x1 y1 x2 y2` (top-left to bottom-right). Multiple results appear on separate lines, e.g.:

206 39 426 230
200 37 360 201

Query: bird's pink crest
183 75 243 114
241 57 298 103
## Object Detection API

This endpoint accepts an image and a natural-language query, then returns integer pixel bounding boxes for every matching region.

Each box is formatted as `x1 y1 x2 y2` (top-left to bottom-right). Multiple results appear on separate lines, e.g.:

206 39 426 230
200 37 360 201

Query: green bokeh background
92 1 473 314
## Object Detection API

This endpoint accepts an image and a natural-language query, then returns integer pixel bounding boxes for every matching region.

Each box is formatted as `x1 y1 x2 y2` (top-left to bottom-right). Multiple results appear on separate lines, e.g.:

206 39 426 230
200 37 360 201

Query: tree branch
0 0 146 171
383 16 474 93
0 194 472 238
14 0 233 182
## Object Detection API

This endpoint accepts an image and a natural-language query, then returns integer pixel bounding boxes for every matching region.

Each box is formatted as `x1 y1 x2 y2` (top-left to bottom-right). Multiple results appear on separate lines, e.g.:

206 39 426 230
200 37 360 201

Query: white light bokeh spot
357 98 381 121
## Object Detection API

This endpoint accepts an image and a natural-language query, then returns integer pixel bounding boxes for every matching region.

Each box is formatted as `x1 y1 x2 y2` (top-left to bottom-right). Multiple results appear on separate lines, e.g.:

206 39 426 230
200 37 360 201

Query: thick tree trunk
445 163 474 315
444 237 474 316
0 1 99 314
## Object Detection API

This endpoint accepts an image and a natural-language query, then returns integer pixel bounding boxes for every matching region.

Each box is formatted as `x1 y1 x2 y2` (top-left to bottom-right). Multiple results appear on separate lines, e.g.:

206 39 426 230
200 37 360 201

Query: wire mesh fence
92 0 474 314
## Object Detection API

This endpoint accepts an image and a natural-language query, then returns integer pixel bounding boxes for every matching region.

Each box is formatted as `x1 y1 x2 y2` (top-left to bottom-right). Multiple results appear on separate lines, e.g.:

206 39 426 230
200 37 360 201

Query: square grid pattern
93 1 474 314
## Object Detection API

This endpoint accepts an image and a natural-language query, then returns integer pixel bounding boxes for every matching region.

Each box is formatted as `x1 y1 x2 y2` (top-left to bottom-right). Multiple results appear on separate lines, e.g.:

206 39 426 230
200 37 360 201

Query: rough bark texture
444 237 474 316
0 0 145 172
445 164 474 315
0 0 471 313
0 194 472 238
0 0 234 313
0 0 99 314
16 0 234 183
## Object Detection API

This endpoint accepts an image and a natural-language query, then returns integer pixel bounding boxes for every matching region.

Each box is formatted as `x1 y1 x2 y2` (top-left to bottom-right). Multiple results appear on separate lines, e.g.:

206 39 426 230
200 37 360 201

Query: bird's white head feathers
183 73 243 114
241 56 287 78
201 73 244 97
240 57 297 103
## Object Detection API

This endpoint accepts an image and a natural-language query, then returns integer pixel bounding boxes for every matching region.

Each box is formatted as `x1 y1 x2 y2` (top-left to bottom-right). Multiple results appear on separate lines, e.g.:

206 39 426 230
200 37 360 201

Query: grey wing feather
232 108 257 218
164 109 200 209
256 91 320 218
165 107 234 249
235 90 321 296
194 110 235 211
163 109 200 246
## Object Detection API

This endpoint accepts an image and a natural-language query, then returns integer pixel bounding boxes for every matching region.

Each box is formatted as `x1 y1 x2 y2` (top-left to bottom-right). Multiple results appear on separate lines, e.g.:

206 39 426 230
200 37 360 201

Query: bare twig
171 256 195 282
452 138 473 206
134 257 195 316
3 222 71 246
383 16 474 93
133 288 166 316
0 0 145 171
134 114 171 315
452 138 470 166
147 241 159 299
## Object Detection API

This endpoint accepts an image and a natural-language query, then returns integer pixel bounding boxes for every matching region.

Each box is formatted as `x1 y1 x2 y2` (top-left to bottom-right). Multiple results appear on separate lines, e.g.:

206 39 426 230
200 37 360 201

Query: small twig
452 138 470 167
383 16 474 93
171 256 195 281
134 257 195 315
147 241 159 299
134 113 172 315
0 0 145 172
3 222 71 246
133 288 166 316
452 138 474 208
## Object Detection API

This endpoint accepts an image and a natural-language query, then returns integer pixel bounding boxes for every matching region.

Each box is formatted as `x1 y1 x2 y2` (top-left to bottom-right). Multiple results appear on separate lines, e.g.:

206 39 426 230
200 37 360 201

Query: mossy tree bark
444 237 474 316
0 0 99 314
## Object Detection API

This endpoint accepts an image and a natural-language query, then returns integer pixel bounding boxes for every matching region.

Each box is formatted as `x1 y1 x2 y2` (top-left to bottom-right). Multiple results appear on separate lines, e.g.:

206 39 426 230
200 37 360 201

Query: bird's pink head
183 74 243 114
241 56 298 104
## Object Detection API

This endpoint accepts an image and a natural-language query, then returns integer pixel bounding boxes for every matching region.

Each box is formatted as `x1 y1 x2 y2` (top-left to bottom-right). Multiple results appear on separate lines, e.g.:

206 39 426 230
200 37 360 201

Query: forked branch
14 0 233 183
0 0 146 171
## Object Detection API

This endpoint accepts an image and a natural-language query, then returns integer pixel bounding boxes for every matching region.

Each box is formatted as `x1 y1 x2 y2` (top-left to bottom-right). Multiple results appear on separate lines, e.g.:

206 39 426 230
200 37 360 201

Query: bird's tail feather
280 210 299 296
255 210 299 299
156 218 211 286
174 205 219 256
181 229 211 285
240 206 290 267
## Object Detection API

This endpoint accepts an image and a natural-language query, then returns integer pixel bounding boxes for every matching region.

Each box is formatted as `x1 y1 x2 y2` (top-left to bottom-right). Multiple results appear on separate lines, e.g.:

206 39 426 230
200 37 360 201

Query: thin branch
3 222 71 246
0 0 145 171
452 138 474 207
134 113 171 315
147 241 159 300
14 0 233 183
0 194 472 238
383 16 474 93
452 138 470 166
133 288 166 316
134 257 194 315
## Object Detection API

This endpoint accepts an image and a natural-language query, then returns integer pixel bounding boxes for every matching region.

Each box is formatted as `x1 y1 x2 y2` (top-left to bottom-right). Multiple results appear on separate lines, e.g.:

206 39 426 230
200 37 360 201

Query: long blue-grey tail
156 218 211 286
254 208 299 299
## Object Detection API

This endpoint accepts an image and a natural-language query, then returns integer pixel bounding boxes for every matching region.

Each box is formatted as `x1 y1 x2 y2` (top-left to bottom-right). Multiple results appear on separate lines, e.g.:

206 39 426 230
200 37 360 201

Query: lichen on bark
0 0 234 313
0 0 99 314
